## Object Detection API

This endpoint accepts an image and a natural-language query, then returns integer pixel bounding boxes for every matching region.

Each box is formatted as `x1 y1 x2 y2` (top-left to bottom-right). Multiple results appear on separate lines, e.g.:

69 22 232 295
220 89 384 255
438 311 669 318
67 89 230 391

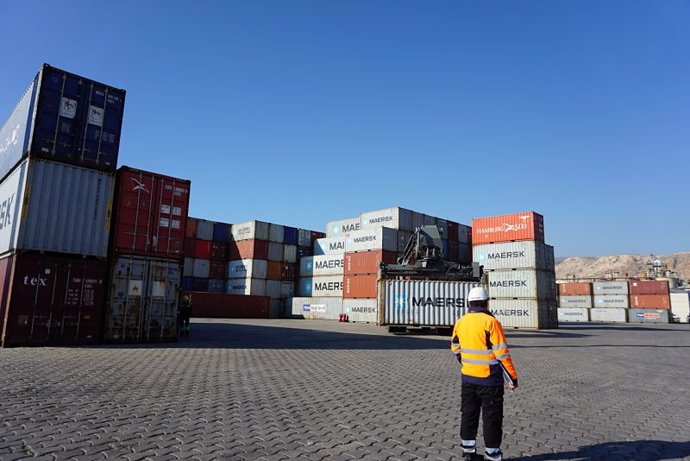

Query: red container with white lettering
110 166 191 260
344 250 398 276
343 274 378 298
472 211 544 244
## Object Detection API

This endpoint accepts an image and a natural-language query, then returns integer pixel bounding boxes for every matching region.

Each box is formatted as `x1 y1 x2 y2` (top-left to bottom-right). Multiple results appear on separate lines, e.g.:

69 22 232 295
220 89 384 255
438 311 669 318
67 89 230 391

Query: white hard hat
468 287 489 302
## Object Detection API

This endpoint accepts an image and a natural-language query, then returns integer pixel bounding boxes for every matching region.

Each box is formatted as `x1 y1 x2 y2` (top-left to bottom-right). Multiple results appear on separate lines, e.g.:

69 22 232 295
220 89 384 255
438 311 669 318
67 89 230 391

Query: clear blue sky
1 1 688 257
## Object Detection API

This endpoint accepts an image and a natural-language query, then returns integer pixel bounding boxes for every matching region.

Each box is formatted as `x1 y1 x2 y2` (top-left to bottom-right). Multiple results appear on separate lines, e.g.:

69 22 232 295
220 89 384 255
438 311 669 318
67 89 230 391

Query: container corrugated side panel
590 308 627 323
473 241 555 271
343 298 377 323
627 308 669 323
313 237 346 255
297 229 312 247
231 220 269 241
345 227 398 253
593 295 629 308
593 281 628 295
291 297 343 320
311 275 343 297
670 292 690 323
360 207 413 232
312 254 345 276
557 308 590 322
0 161 29 256
381 280 475 326
558 295 593 308
267 242 283 262
325 217 361 237
18 160 114 257
486 269 556 299
558 282 592 296
269 223 284 243
472 211 544 244
283 245 297 263
488 299 548 328
195 220 214 240
0 74 39 183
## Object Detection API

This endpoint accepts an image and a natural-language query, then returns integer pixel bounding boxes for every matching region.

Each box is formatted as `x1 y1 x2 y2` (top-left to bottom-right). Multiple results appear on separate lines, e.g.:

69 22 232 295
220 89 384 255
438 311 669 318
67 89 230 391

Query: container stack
472 211 558 329
104 166 191 343
182 218 230 293
296 235 345 320
627 280 671 323
590 281 629 322
557 282 592 322
0 64 126 347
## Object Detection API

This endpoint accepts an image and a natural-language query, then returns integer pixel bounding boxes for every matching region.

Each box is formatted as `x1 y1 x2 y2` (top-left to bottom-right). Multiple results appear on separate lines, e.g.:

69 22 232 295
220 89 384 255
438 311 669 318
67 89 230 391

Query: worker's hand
508 383 517 391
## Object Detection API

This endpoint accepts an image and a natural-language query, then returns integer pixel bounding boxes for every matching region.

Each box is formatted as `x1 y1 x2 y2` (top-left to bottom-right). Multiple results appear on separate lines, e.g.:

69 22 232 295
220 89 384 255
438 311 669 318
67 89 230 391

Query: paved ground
1 319 689 461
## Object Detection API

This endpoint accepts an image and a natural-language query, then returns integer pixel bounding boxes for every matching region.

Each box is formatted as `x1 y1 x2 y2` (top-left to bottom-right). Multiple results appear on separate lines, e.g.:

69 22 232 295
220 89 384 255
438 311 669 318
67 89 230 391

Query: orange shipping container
344 250 398 276
629 280 669 295
343 274 378 298
228 239 269 260
630 294 670 309
472 211 544 245
267 261 282 281
186 218 199 239
558 282 592 296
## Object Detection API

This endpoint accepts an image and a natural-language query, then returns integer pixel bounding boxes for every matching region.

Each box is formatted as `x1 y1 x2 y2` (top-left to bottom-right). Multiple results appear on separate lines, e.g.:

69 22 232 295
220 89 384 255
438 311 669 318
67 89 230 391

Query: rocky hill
555 252 690 285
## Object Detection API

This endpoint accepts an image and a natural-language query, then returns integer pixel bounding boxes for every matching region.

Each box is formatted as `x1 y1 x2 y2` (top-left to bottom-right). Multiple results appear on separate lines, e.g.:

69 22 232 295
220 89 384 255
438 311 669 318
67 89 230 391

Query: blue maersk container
0 63 126 182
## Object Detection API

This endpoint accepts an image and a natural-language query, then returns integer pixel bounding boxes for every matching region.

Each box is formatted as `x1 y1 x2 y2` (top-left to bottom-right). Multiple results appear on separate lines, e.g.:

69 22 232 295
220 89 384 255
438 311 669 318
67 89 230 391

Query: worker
450 286 518 461
179 294 192 338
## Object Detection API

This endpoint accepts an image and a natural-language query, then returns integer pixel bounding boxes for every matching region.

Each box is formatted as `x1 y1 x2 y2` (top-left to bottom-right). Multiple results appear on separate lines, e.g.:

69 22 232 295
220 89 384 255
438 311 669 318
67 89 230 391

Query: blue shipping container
0 63 126 182
283 226 298 245
213 222 230 243
192 278 209 292
181 276 194 292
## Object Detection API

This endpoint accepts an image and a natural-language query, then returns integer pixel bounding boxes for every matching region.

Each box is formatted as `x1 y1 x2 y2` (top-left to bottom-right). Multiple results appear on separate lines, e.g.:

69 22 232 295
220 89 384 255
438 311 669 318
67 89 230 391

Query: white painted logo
59 97 77 119
88 105 104 127
0 124 20 154
131 178 150 193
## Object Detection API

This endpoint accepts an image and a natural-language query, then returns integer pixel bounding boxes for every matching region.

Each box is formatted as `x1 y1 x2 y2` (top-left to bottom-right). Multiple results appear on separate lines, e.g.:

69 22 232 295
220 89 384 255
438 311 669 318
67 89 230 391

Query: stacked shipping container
183 218 230 293
0 64 126 347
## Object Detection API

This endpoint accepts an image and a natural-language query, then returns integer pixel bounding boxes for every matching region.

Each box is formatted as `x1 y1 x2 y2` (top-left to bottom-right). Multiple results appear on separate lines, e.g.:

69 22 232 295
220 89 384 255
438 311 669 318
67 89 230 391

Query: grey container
268 242 284 262
326 217 361 237
195 220 214 241
557 307 590 322
489 298 557 329
343 298 377 323
593 295 629 308
360 207 413 232
266 280 281 299
269 223 284 243
558 295 593 308
593 281 628 295
231 220 269 241
627 309 670 323
291 297 343 320
473 241 555 271
486 269 557 300
183 257 194 277
283 245 297 263
298 229 312 247
345 227 398 253
192 258 210 278
590 307 627 323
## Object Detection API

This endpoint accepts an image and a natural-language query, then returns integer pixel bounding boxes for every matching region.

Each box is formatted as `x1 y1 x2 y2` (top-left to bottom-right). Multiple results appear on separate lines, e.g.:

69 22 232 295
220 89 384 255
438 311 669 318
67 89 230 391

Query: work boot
484 449 503 461
462 440 477 460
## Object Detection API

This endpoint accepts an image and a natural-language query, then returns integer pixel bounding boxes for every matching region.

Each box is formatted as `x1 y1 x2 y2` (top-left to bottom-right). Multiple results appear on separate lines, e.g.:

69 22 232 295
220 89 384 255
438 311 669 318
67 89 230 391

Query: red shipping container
1 253 107 347
344 250 398 276
629 280 669 295
281 263 297 281
343 274 378 298
209 261 226 279
447 221 459 242
311 231 326 243
111 166 191 259
228 240 269 260
185 292 270 318
558 282 592 296
267 261 282 281
630 295 670 309
210 242 227 261
193 240 213 259
184 239 196 257
186 218 198 239
472 211 544 245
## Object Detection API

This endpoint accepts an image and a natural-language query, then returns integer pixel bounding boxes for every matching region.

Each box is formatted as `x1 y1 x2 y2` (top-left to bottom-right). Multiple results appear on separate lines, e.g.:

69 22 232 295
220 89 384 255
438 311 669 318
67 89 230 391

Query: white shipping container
345 227 398 253
343 298 377 323
227 259 268 279
231 220 269 241
593 295 629 308
192 258 210 278
670 292 690 323
300 254 344 277
269 223 284 243
593 281 629 295
0 159 115 258
195 220 214 241
268 242 284 262
590 307 627 323
283 245 297 263
558 295 593 308
226 278 266 296
183 257 194 277
486 269 556 300
380 279 477 326
360 207 413 232
313 237 346 255
326 217 361 237
266 280 281 299
557 307 590 322
312 275 343 297
397 231 412 253
473 241 555 271
627 309 670 324
489 299 556 329
291 297 343 320
297 229 312 247
280 282 294 298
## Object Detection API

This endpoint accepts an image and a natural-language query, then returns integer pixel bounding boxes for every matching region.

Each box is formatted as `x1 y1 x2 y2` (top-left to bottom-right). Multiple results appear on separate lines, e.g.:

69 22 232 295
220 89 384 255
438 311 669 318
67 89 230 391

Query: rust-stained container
630 294 670 309
629 280 669 295
267 261 282 281
228 239 269 260
1 253 107 347
193 240 212 259
558 282 592 296
110 166 191 259
343 274 378 298
344 250 397 276
186 218 198 239
185 292 270 318
472 211 544 244
281 263 297 281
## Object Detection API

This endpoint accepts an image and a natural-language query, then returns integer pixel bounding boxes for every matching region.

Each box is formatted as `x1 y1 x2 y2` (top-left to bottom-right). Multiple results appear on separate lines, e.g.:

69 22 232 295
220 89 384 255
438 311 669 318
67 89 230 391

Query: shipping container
629 294 670 309
185 218 198 240
486 269 556 300
458 224 472 244
447 240 459 263
104 256 180 343
297 246 312 258
183 257 194 277
0 159 114 257
180 276 193 291
192 258 210 278
281 262 297 281
360 207 413 232
268 242 283 262
213 222 230 243
473 241 555 271
436 218 448 238
227 259 268 279
593 295 629 308
558 282 592 296
344 274 378 298
266 261 282 280
300 254 344 277
342 298 377 323
447 221 459 242
207 279 224 293
297 229 312 247
209 261 226 279
590 308 627 323
110 166 190 259
593 281 628 295
326 217 361 237
226 278 266 296
311 275 343 297
345 227 398 253
0 63 126 182
186 292 270 318
423 214 436 226
291 297 343 320
344 250 397 275
283 245 297 263
192 240 212 259
283 226 298 245
557 307 590 323
184 238 195 257
380 280 476 327
313 237 346 255
266 280 281 299
472 211 544 245
231 221 269 241
192 277 209 292
397 231 412 253
228 239 269 260
558 295 593 308
412 212 424 230
297 277 312 296
670 292 690 323
628 280 669 295
488 298 558 329
268 223 284 243
458 243 472 265
210 242 226 261
627 309 670 324
1 253 107 347
195 219 214 241
280 281 294 298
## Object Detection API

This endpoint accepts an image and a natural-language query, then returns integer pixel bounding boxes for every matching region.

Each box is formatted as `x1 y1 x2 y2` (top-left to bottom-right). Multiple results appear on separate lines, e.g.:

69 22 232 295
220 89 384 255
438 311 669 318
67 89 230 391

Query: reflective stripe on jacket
451 310 518 386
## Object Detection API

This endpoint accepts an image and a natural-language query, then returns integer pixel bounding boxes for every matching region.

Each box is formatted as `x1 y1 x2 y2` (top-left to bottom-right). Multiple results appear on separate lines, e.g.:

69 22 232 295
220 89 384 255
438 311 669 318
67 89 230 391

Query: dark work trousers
461 382 505 449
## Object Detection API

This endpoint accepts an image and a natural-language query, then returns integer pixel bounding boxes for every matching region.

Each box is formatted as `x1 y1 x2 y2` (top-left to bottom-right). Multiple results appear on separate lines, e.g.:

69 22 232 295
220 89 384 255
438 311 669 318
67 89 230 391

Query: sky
1 1 688 257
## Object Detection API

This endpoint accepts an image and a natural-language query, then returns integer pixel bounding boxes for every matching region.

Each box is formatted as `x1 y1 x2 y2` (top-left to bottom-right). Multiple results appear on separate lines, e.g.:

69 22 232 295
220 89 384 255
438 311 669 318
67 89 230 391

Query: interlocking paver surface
1 319 689 460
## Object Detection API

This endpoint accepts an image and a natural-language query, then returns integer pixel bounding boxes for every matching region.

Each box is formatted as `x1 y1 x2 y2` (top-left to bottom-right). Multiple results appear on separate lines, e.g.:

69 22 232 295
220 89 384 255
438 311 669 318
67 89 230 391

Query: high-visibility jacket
451 309 518 387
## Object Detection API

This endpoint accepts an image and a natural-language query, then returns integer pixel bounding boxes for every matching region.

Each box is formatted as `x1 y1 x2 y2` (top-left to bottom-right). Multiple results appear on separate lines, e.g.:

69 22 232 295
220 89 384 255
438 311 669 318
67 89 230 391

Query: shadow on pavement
512 439 690 461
